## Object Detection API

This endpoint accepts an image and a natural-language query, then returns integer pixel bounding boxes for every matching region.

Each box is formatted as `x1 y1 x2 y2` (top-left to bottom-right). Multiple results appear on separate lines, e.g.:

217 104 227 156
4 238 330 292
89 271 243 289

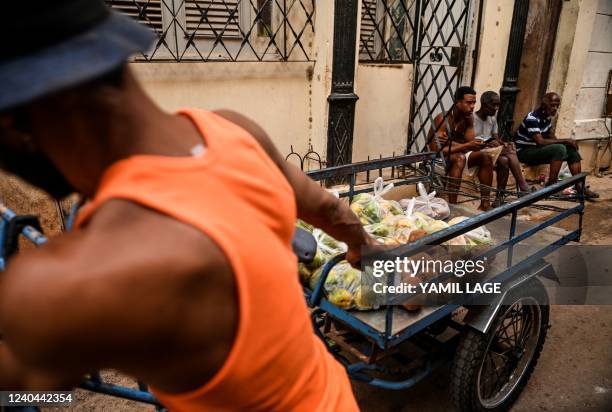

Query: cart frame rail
304 153 585 389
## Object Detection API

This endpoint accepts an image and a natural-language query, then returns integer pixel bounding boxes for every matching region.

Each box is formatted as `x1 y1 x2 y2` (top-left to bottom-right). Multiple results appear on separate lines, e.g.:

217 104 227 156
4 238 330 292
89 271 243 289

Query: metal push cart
0 152 586 412
303 152 586 411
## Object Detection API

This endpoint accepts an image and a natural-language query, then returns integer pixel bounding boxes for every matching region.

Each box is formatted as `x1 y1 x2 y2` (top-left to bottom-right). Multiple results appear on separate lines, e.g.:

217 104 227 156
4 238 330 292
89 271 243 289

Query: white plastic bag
349 177 403 224
400 183 450 220
447 216 493 246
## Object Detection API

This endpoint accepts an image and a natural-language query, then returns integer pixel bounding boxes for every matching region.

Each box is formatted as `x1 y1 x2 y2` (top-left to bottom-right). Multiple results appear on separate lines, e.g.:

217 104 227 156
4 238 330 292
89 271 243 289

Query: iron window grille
105 0 315 61
407 0 472 154
359 0 417 63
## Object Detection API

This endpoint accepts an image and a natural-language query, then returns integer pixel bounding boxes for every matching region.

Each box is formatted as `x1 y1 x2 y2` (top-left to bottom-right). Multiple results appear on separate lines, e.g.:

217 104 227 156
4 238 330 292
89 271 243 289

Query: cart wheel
450 278 549 412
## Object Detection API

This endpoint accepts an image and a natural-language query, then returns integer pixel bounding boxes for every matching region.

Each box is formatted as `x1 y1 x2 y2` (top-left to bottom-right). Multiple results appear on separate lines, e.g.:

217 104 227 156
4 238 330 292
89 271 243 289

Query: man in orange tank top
0 1 374 410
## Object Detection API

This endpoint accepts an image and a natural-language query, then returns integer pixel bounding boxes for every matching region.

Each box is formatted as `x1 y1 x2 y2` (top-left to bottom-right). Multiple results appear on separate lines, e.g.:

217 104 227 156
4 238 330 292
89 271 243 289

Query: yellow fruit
395 218 416 230
350 203 364 215
328 288 353 309
384 237 400 246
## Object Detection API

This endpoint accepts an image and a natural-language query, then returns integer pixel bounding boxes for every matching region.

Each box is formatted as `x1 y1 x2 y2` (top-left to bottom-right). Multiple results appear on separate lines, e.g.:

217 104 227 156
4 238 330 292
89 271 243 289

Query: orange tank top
74 109 359 412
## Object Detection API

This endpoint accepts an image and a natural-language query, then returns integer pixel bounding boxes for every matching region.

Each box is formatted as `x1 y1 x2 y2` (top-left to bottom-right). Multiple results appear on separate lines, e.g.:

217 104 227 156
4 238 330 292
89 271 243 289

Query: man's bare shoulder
213 109 285 168
5 199 228 281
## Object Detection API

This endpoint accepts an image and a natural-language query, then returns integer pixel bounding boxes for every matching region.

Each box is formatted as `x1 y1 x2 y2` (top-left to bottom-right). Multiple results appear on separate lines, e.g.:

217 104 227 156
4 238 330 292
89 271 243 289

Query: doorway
512 0 563 128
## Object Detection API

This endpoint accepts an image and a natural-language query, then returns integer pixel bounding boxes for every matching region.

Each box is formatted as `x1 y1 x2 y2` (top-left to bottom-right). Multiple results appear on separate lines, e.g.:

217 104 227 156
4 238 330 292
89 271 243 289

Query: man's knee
496 155 509 169
450 153 466 168
478 152 493 167
548 144 567 161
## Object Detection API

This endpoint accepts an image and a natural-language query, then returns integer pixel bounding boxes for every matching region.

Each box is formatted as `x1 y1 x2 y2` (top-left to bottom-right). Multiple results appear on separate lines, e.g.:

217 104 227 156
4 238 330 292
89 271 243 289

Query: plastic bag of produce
308 229 347 270
364 222 394 237
298 262 313 284
394 228 428 244
350 177 403 225
309 261 375 310
448 216 493 246
296 219 313 233
313 228 347 254
381 199 432 232
400 183 450 220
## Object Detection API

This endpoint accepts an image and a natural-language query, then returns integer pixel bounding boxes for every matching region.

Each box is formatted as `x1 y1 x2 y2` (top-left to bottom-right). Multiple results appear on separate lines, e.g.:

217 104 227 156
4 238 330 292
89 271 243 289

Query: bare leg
496 155 510 198
568 160 583 192
505 152 530 191
546 159 563 186
446 153 466 204
468 151 493 210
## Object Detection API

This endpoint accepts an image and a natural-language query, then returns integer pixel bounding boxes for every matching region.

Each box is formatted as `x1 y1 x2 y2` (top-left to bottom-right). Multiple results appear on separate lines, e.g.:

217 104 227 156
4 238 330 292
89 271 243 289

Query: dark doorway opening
512 0 563 128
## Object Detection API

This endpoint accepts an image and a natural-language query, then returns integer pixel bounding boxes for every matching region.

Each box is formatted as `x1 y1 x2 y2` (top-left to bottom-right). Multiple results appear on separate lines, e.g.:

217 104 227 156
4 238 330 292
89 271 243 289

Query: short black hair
455 86 476 101
480 90 499 105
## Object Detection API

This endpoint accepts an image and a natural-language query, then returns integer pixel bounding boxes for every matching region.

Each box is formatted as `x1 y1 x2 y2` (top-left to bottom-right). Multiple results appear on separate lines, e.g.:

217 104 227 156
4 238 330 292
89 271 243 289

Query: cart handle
309 252 347 307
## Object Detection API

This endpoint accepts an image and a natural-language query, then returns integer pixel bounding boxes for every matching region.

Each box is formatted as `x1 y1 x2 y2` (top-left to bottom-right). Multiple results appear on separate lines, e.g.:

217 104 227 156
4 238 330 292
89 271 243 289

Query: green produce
296 219 314 233
365 222 393 237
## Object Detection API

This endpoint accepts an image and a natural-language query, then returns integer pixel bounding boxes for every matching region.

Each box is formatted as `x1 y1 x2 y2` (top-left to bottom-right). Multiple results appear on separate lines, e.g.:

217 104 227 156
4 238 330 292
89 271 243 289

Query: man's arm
214 110 374 262
0 344 71 390
428 113 476 155
522 117 576 148
0 202 240 392
532 133 578 149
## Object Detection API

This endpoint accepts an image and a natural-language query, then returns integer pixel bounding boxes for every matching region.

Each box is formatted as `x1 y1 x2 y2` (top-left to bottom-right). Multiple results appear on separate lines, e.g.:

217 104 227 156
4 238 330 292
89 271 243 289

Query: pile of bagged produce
297 178 494 311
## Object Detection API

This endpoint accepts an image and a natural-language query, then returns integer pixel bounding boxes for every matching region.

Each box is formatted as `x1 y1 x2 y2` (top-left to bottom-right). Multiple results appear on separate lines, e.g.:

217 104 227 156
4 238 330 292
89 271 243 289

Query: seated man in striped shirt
515 92 599 199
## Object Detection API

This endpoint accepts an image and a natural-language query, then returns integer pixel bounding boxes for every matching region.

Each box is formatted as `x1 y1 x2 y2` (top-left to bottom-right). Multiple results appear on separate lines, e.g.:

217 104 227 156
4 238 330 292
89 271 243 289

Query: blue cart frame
304 152 585 390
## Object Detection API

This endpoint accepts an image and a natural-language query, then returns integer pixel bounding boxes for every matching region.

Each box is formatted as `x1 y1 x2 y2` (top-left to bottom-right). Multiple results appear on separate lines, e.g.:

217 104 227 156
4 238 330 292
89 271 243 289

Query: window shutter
105 0 163 32
360 0 378 55
185 0 242 38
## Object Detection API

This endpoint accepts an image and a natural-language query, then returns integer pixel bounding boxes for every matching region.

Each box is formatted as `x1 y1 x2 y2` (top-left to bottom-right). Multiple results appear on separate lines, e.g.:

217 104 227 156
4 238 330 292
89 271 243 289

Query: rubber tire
450 278 550 412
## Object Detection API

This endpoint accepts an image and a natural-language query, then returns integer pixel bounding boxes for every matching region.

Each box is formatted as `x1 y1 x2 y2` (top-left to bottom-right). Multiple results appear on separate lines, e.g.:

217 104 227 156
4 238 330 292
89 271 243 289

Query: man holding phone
474 91 532 207
428 86 494 211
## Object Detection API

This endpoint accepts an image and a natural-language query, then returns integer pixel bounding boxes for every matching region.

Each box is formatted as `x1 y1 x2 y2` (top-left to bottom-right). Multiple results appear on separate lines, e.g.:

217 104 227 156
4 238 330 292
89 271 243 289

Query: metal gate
407 0 474 153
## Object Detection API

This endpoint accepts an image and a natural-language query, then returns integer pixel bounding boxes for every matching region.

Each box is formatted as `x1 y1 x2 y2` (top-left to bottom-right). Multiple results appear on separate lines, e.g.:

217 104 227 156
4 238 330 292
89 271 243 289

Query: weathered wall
551 0 611 170
472 0 514 96
555 0 599 136
131 62 315 162
574 0 612 121
352 64 413 162
547 0 581 96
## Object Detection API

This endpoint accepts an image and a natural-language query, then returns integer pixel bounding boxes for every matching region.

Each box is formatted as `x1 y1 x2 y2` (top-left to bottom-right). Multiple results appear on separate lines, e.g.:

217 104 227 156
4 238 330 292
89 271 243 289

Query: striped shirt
515 109 552 150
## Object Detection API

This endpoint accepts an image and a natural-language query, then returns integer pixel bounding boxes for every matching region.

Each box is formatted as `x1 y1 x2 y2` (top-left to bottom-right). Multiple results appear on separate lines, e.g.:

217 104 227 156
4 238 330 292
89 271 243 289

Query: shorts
517 144 582 166
464 151 478 176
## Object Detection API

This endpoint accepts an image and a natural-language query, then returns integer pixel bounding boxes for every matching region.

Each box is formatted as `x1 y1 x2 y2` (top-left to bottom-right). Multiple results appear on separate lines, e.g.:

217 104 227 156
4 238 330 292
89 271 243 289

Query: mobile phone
476 136 495 143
